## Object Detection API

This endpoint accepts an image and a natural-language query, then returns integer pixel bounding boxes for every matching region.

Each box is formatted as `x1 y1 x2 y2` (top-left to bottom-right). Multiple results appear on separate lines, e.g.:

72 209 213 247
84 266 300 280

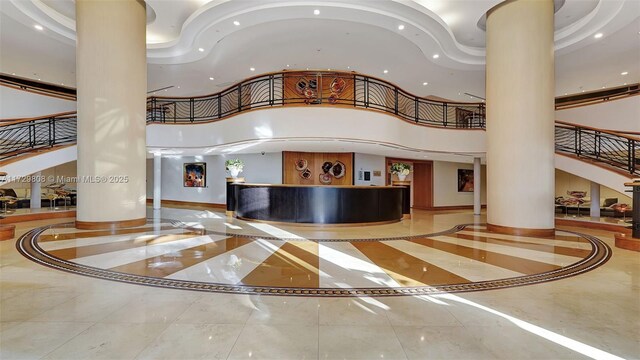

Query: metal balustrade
0 71 637 176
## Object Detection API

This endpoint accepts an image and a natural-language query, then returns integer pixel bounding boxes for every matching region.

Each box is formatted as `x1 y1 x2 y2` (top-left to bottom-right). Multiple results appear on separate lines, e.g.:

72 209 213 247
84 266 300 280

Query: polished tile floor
1 208 638 359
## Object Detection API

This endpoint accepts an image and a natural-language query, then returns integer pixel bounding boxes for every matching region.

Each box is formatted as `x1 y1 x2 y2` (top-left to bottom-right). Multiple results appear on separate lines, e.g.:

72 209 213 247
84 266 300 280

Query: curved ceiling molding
7 0 639 68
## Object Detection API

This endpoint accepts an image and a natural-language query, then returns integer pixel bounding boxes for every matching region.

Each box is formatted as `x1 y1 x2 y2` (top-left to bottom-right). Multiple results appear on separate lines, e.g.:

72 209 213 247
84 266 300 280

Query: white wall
0 86 76 119
433 161 487 207
555 96 640 132
555 169 631 204
148 152 282 204
354 153 386 186
147 107 486 155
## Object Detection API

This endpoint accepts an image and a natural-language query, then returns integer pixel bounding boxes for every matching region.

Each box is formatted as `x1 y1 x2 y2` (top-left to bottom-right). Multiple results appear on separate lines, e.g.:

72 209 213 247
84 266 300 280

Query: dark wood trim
555 218 632 235
0 224 16 241
0 210 76 224
487 223 556 237
145 198 226 209
75 217 147 230
614 233 640 252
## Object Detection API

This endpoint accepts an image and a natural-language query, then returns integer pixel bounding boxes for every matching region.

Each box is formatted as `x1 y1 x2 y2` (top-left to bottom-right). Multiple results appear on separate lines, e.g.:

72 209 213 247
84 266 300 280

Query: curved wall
555 96 640 133
0 86 75 119
147 107 486 154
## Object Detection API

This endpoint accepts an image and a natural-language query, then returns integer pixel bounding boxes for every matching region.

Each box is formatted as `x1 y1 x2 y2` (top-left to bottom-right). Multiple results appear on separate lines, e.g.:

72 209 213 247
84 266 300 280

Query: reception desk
228 183 405 224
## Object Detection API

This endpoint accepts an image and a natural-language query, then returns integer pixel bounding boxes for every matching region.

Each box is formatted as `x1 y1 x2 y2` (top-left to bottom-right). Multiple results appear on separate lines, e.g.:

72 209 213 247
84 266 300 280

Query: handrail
555 84 639 110
145 70 486 128
0 74 76 101
0 70 637 175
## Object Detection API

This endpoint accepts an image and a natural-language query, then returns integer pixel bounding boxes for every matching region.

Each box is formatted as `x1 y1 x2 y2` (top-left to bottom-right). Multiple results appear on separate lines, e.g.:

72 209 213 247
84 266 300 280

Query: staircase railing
0 112 77 161
555 121 639 175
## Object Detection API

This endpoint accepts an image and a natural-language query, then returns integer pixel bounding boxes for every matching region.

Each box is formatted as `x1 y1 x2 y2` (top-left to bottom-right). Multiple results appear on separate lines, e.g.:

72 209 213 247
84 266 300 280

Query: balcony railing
145 71 486 128
0 71 637 176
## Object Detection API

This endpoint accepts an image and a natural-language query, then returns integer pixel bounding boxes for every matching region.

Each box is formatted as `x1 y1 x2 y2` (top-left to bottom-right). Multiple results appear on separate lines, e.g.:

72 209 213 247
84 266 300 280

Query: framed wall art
184 163 206 187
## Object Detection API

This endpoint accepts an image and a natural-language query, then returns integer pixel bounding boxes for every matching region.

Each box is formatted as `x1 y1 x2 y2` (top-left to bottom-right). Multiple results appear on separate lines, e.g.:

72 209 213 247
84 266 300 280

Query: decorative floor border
16 221 612 297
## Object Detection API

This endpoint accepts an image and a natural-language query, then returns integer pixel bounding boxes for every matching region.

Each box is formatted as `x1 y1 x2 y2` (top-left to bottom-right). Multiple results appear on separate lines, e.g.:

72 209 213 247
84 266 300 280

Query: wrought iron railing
146 71 486 128
1 71 638 176
0 112 77 161
555 121 639 175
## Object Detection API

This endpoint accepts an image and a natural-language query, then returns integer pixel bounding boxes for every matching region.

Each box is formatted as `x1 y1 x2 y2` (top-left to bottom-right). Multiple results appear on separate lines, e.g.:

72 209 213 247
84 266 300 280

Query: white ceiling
1 0 639 100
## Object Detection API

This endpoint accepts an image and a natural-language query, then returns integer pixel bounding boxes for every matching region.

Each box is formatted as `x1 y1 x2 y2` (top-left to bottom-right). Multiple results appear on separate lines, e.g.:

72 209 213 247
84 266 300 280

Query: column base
614 233 640 252
487 223 555 237
0 225 16 241
226 210 235 217
76 217 146 230
402 214 411 220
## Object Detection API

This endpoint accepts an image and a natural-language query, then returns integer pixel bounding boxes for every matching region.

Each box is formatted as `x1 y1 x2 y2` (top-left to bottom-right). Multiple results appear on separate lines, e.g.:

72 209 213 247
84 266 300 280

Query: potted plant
390 162 411 181
225 159 244 178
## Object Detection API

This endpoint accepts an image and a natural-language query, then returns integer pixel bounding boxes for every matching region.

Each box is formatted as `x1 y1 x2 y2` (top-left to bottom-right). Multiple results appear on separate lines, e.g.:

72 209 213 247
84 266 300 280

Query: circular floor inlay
17 220 611 297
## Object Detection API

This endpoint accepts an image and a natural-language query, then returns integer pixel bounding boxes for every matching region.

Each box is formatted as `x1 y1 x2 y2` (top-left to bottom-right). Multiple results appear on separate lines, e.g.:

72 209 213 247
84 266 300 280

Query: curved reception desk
228 183 405 225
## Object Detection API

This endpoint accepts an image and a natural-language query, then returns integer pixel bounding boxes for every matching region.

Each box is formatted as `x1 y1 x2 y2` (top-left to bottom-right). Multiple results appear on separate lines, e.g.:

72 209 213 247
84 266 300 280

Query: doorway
385 157 433 209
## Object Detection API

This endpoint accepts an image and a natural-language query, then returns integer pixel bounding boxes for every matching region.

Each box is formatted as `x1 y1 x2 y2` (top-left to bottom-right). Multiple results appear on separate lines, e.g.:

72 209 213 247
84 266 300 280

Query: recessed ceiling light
383 70 388 74
621 71 628 75
250 67 255 71
422 82 428 86
564 93 568 95
313 9 320 15
11 73 15 75
594 33 603 39
198 48 204 52
38 78 41 80
61 83 64 85
398 24 405 30
347 66 350 69
233 20 240 26
432 54 439 59
286 64 290 67
209 77 214 80
602 86 605 89
328 68 331 71
177 86 180 89
34 24 43 31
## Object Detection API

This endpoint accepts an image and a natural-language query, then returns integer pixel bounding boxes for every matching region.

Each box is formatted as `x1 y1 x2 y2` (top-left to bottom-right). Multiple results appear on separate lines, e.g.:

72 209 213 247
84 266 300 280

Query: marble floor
1 208 638 359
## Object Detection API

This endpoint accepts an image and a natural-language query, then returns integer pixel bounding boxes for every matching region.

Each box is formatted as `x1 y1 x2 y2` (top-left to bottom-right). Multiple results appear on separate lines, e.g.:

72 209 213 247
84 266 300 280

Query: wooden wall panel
283 151 353 185
283 72 354 105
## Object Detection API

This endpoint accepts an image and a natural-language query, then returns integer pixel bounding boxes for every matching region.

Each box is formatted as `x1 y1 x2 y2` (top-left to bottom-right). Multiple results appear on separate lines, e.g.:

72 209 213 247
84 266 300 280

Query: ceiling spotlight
347 66 350 69
198 48 204 52
209 77 214 80
233 20 240 26
594 33 603 39
250 67 255 71
383 69 388 74
422 82 428 86
621 71 628 75
286 64 290 67
432 54 439 59
34 24 43 31
398 24 405 30
313 9 320 15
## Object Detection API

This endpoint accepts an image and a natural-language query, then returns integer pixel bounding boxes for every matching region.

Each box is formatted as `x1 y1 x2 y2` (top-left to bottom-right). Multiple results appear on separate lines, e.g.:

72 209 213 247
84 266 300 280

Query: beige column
486 0 555 236
75 0 147 229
